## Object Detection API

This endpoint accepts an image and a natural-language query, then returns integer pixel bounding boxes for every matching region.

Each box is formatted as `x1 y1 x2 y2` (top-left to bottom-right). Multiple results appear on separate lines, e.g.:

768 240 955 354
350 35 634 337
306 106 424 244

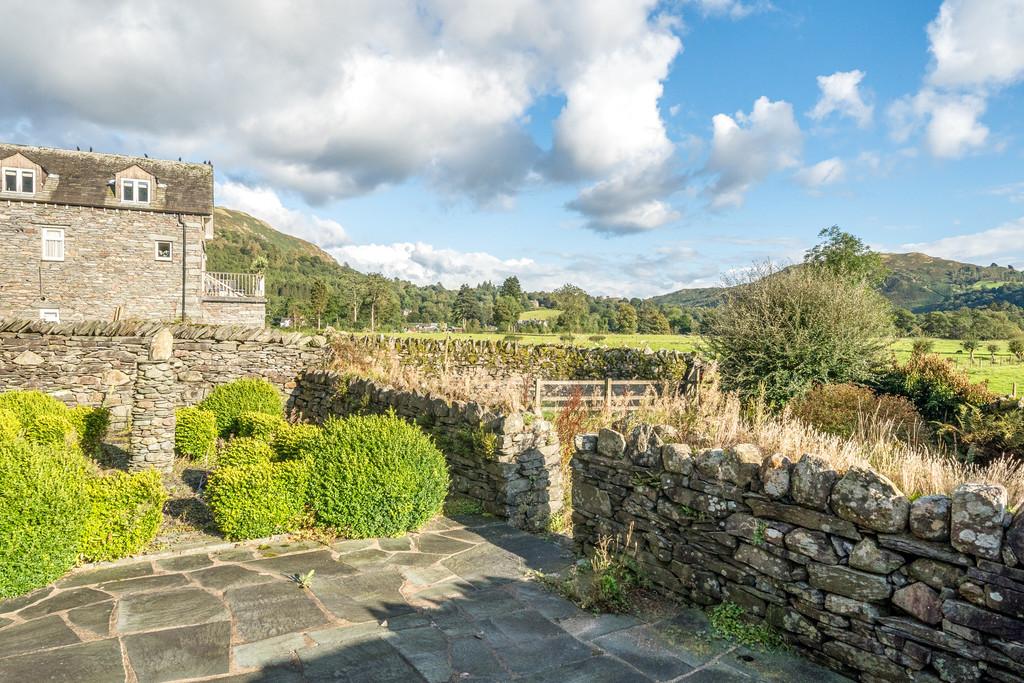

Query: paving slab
245 549 355 579
156 553 213 572
66 600 115 636
224 581 332 642
124 620 232 683
99 572 189 595
189 563 275 590
57 561 152 588
0 585 54 615
519 654 652 682
18 586 111 619
413 533 477 556
118 586 228 633
233 632 309 670
442 542 525 583
0 637 124 683
0 614 80 658
592 625 696 681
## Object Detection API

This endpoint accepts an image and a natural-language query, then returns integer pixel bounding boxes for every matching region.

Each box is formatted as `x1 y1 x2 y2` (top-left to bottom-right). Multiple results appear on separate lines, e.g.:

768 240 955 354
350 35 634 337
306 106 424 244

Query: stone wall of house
572 425 1024 682
0 320 330 469
0 203 208 322
290 372 563 531
199 299 266 328
343 333 701 384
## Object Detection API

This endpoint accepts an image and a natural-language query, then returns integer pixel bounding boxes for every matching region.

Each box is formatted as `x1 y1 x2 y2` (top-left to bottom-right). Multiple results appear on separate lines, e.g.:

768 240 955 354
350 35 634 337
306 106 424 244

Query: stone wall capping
571 419 1024 683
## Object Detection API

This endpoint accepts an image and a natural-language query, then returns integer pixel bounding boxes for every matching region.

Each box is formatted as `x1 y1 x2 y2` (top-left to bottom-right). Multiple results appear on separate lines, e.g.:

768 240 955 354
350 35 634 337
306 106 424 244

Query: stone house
0 143 265 326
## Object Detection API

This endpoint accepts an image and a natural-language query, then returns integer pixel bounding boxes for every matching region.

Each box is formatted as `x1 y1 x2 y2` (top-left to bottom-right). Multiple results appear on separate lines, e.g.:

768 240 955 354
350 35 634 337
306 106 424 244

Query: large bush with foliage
703 264 894 407
69 406 110 459
0 439 89 598
80 470 167 562
875 354 994 424
0 390 68 425
198 378 283 436
0 408 18 441
790 383 925 442
235 411 287 442
272 422 322 461
207 460 308 540
218 437 274 469
309 414 448 538
175 407 218 460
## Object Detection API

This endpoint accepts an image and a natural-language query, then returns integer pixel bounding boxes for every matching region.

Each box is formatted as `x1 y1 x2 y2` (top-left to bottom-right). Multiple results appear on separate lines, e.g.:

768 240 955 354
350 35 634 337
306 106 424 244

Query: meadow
383 331 1024 396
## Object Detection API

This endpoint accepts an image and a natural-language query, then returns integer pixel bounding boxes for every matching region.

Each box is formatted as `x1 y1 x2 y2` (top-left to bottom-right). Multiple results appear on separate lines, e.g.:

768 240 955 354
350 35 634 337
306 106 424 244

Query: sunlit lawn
382 331 1024 395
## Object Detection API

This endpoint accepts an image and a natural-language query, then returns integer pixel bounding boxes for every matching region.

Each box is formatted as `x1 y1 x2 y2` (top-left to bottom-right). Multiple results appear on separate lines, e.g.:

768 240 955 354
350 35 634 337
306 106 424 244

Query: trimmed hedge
23 412 77 448
175 407 218 460
80 470 167 563
236 411 287 442
218 437 274 469
206 460 309 541
0 439 89 599
0 390 67 425
0 408 19 441
272 423 322 461
198 378 283 436
309 414 449 538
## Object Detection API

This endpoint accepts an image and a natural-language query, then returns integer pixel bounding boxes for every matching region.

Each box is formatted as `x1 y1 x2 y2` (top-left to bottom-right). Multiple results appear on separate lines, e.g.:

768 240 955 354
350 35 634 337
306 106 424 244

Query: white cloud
808 70 873 127
704 96 802 208
902 216 1024 263
795 157 845 189
682 0 772 20
988 181 1024 204
0 0 685 236
890 0 1024 158
215 181 349 249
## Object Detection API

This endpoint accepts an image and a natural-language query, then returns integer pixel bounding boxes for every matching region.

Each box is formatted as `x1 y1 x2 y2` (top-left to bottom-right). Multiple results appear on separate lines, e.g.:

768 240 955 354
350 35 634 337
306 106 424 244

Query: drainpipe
178 214 188 321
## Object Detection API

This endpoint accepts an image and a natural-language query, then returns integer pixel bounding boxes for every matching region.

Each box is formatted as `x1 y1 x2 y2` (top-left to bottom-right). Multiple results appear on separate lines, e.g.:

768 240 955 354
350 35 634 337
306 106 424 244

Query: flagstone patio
0 515 852 682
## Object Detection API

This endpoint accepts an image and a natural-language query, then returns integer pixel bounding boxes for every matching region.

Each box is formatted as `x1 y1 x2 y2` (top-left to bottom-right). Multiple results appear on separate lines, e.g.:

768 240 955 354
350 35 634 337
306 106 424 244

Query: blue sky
2 0 1023 296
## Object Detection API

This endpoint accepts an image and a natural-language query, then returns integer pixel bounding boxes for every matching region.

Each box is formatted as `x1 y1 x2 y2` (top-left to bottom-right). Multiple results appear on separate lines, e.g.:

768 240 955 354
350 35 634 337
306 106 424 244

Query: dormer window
122 178 150 203
3 168 35 194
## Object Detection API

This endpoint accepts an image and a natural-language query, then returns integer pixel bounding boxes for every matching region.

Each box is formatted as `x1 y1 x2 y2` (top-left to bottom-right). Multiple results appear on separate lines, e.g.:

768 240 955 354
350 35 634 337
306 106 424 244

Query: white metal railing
203 272 265 299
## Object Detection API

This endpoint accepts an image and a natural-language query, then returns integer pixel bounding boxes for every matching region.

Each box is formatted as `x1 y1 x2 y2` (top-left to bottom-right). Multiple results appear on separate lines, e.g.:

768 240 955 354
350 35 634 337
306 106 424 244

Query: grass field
518 308 562 321
383 331 1024 395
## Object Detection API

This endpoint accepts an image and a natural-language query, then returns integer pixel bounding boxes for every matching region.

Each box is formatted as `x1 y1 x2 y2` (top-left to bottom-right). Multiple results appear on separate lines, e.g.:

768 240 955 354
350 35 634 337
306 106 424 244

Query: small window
39 309 60 323
2 168 35 194
122 179 150 203
155 240 172 261
41 228 65 261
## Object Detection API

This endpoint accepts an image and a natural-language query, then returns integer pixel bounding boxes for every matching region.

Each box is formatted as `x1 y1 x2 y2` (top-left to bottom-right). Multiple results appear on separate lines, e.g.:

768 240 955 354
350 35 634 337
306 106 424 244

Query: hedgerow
218 437 274 469
206 460 309 540
80 469 167 563
271 423 322 461
235 411 287 442
198 378 283 436
175 407 218 460
0 439 89 599
308 414 448 538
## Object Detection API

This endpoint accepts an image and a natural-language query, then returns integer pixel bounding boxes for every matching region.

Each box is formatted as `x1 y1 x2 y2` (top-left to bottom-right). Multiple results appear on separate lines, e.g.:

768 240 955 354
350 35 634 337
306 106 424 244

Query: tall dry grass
622 370 1024 508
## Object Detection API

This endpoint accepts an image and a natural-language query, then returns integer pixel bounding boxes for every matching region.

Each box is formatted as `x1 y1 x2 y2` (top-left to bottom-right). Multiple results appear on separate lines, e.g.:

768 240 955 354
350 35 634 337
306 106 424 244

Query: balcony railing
203 272 265 299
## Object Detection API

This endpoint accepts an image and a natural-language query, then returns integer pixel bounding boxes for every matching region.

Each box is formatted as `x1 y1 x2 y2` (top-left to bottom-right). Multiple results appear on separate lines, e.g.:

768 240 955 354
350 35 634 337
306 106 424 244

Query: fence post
604 377 612 413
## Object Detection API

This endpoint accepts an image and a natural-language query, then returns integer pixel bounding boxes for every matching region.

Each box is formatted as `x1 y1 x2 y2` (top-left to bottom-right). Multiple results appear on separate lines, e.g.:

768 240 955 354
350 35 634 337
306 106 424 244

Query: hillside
651 252 1024 312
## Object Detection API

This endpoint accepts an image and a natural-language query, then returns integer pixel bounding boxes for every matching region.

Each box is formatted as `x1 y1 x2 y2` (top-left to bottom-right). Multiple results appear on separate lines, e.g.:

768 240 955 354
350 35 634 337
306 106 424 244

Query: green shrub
218 437 274 469
0 390 67 425
0 440 88 598
198 378 283 436
0 408 19 441
272 423 322 461
309 414 449 538
875 353 995 423
206 460 309 540
175 407 218 460
80 470 167 563
69 406 110 458
791 383 925 442
23 412 77 448
236 411 287 442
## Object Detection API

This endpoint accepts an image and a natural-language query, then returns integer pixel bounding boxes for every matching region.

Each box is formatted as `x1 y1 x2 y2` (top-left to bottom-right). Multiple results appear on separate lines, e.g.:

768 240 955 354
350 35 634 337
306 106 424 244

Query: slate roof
0 143 213 215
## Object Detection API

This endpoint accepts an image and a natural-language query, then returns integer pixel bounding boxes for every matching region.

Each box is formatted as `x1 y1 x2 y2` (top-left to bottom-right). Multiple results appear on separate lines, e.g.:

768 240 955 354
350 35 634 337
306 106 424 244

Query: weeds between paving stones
293 569 316 589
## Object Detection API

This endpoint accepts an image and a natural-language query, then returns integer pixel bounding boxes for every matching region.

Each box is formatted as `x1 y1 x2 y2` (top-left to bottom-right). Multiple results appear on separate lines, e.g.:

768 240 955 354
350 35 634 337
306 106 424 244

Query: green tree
614 302 638 334
553 284 589 332
986 342 999 363
452 285 483 327
911 338 934 357
309 278 330 330
1010 337 1024 362
499 276 523 302
637 306 671 334
493 295 522 332
961 339 978 362
363 274 398 332
703 263 895 406
804 226 888 286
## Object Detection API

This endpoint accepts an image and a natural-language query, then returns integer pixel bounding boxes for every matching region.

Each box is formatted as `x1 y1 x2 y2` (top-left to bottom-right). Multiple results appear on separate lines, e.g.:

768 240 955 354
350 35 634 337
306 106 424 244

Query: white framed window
121 178 150 203
154 240 173 261
3 168 35 194
41 228 65 261
39 309 60 323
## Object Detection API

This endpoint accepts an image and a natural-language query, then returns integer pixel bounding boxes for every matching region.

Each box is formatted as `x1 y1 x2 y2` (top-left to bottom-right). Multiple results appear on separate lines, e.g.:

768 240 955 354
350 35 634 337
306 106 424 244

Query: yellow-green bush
236 411 287 442
175 407 218 460
69 406 111 459
23 412 77 448
80 470 167 563
0 390 67 425
218 437 274 469
198 378 283 436
0 439 89 599
308 414 449 538
272 423 322 461
206 460 309 540
0 408 19 441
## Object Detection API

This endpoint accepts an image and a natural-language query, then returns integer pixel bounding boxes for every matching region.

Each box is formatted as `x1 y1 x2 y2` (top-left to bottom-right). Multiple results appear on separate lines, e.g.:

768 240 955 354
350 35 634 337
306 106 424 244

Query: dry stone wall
572 425 1024 682
290 372 563 532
